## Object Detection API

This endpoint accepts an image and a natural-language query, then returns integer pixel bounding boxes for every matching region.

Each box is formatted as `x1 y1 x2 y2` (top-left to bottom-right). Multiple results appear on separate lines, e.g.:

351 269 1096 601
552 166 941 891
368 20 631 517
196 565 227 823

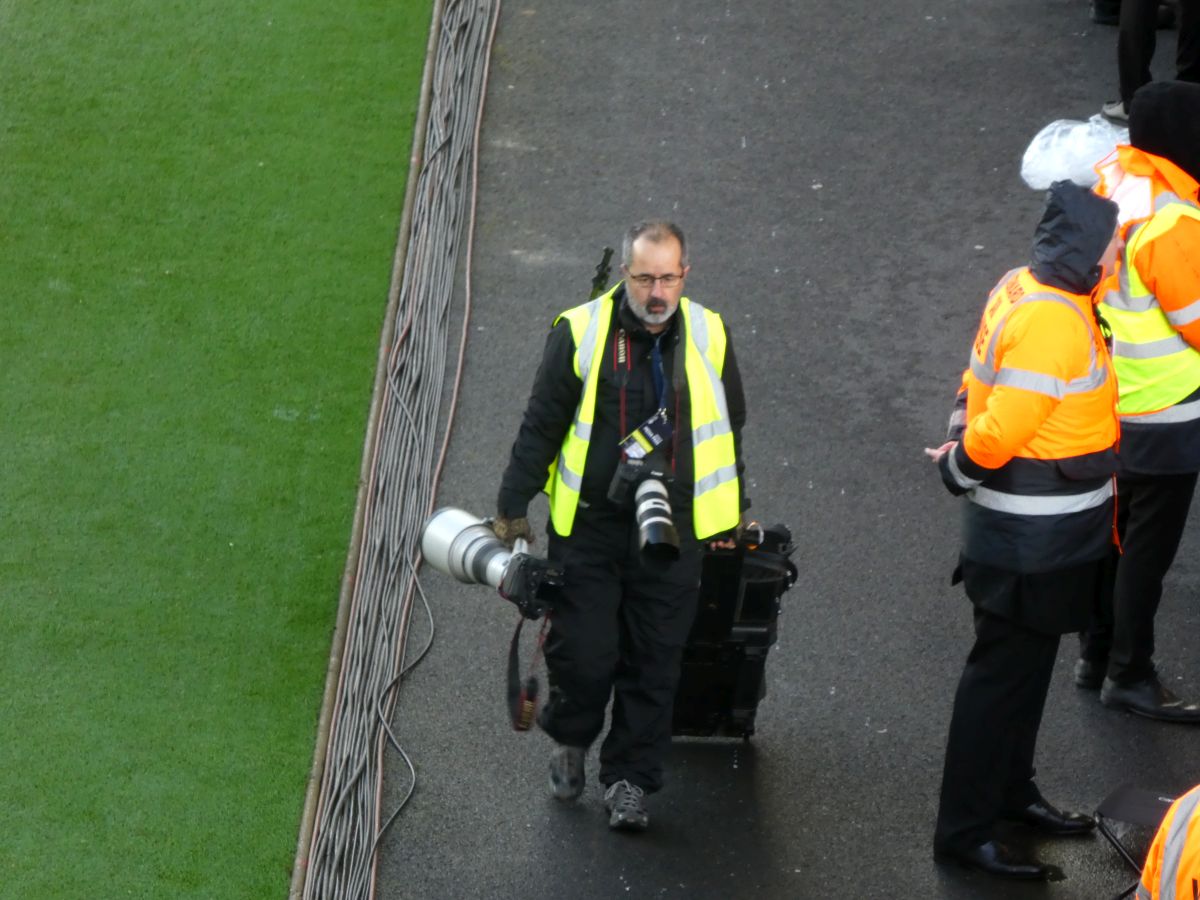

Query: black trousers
1080 471 1198 683
934 608 1060 853
539 511 702 793
1118 0 1200 105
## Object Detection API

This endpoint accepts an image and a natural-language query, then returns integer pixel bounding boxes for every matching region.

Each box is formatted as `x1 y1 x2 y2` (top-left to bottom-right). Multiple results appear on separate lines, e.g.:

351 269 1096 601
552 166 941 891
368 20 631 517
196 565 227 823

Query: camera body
421 507 561 618
497 551 560 619
607 451 680 560
606 454 670 507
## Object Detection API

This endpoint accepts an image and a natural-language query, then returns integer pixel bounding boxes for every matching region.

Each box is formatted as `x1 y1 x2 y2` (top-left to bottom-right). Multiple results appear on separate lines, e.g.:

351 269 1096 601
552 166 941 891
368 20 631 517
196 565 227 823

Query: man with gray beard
492 220 748 832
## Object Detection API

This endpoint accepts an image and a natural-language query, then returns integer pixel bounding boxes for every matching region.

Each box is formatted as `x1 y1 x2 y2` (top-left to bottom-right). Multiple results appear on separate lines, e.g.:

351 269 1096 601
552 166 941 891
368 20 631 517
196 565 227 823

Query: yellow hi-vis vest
542 285 740 540
1098 195 1200 418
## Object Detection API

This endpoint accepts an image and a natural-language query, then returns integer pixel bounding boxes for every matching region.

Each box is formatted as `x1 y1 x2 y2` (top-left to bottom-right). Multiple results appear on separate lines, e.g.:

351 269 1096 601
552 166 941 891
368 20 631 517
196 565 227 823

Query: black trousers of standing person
1080 471 1199 684
934 607 1061 854
539 507 703 794
1119 0 1200 105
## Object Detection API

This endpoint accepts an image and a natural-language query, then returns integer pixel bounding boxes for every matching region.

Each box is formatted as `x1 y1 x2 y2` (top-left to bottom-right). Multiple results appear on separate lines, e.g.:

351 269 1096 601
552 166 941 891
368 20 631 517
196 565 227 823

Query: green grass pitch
1 1 432 895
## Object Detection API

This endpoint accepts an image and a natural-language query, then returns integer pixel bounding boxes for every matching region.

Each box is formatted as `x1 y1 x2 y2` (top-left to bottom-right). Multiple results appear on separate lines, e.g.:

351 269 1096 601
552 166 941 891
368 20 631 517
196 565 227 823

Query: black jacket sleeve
947 383 967 441
937 440 986 496
497 321 582 518
721 328 750 513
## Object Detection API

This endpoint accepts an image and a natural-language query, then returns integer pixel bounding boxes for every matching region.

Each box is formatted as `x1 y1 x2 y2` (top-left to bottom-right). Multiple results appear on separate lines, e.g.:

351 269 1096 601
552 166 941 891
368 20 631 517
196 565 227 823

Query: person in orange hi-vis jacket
1076 80 1200 723
926 180 1122 881
1138 783 1200 899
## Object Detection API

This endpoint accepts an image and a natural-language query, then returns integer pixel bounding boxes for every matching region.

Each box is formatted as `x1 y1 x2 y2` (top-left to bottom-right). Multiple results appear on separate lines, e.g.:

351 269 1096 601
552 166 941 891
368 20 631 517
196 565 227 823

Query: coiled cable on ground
299 1 500 897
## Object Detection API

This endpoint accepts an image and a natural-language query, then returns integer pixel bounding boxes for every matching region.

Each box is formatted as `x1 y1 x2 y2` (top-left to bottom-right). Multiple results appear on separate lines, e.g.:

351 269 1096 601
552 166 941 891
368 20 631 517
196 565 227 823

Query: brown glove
492 516 534 549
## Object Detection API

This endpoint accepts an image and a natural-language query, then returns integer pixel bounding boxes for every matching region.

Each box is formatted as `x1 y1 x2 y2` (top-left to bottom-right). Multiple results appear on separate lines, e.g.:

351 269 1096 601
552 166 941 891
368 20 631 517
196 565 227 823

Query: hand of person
708 515 755 551
924 440 957 463
492 515 534 549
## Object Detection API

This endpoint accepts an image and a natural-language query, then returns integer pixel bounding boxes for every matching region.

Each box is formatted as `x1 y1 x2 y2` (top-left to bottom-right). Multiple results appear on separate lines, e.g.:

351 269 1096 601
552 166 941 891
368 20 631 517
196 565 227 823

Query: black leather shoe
1001 800 1096 835
1074 657 1105 690
1100 676 1200 723
934 840 1053 880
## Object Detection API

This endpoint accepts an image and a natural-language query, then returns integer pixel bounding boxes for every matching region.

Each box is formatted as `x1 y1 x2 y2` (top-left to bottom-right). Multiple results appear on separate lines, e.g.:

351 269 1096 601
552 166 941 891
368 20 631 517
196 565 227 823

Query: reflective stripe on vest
544 291 614 532
969 289 1110 399
971 480 1113 516
543 290 739 539
1098 197 1200 416
1130 396 1200 425
681 300 740 537
1143 785 1200 900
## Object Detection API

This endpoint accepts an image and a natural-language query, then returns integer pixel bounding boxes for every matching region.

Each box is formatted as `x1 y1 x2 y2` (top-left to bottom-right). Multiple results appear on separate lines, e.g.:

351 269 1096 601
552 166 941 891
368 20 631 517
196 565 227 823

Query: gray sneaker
549 745 585 801
1102 99 1129 121
603 779 649 831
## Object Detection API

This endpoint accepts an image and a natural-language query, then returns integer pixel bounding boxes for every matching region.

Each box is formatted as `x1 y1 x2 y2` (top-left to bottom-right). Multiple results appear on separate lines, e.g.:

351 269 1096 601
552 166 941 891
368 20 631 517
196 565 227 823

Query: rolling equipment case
672 524 797 739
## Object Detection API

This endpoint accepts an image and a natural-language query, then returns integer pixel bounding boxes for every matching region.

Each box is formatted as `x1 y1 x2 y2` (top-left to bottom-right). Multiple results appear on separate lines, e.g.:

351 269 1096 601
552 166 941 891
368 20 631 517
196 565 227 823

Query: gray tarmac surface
375 1 1200 897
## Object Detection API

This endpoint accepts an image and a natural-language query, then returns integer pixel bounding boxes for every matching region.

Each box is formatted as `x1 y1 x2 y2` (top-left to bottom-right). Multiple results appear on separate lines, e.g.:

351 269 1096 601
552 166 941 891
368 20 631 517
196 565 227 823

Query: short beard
630 298 677 326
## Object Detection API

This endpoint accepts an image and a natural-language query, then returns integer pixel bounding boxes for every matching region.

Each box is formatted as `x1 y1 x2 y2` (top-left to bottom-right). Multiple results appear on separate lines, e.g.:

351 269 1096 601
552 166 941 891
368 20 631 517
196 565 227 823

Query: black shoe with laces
604 779 649 831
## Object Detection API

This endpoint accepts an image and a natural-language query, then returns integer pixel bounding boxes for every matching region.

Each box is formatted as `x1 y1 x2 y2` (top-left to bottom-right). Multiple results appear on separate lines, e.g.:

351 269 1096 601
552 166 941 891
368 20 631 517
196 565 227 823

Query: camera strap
507 614 550 731
615 329 631 443
615 328 672 458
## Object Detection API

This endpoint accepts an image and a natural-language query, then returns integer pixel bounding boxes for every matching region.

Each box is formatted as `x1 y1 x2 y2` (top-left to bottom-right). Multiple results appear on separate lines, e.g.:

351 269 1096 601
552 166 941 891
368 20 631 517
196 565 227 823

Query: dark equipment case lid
672 524 798 739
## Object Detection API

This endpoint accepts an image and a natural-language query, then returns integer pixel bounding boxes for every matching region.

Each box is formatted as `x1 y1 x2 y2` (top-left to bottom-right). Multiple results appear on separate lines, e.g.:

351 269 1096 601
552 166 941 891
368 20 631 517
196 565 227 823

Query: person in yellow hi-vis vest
493 220 747 832
1139 784 1200 898
1076 81 1200 722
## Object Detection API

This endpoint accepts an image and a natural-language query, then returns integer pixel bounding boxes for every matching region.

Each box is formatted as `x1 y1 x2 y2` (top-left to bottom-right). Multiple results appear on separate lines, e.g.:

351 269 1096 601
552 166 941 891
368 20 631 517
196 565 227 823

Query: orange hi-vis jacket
942 268 1119 573
1094 146 1200 473
1138 784 1200 900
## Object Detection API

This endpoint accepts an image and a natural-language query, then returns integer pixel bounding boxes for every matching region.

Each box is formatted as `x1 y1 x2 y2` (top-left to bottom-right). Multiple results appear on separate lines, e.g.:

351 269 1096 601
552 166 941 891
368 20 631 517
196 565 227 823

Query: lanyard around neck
615 329 668 433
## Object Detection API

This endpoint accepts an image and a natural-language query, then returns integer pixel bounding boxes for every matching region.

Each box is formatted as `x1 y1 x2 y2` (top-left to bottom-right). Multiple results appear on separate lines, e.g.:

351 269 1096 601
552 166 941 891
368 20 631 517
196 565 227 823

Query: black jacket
498 286 747 532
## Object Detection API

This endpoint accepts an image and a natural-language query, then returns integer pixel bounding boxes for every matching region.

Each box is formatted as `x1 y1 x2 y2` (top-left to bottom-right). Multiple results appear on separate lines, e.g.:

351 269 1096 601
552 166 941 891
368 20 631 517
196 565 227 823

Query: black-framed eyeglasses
626 272 684 288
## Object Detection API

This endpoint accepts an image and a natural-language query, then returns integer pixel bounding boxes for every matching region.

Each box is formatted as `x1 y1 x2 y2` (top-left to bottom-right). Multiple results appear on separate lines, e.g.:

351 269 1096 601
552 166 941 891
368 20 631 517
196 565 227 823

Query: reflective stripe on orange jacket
1138 784 1200 900
944 268 1119 573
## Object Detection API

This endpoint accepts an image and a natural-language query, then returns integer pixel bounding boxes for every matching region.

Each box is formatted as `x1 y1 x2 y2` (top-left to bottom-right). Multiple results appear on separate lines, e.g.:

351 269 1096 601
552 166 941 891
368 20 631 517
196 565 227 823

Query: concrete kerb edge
287 0 448 895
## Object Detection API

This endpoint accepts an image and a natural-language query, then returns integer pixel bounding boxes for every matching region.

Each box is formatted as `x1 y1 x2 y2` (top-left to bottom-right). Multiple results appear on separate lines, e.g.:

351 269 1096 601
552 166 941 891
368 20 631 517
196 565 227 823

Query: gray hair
621 220 688 269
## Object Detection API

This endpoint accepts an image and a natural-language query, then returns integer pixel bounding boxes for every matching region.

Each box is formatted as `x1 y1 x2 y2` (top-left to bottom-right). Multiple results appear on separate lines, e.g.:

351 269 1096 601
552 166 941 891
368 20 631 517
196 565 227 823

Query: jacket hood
1029 180 1119 294
1129 81 1200 182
